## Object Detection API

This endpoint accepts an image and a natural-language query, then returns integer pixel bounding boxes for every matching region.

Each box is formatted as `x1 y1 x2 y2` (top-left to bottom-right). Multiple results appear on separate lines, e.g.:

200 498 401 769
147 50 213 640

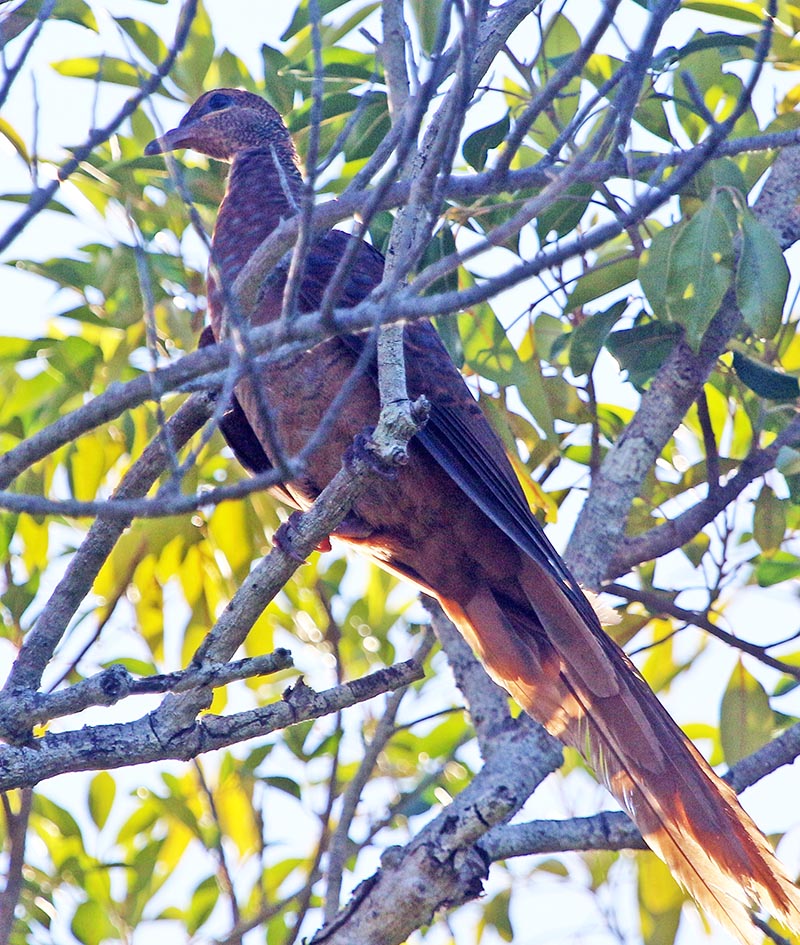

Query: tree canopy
1 1 800 944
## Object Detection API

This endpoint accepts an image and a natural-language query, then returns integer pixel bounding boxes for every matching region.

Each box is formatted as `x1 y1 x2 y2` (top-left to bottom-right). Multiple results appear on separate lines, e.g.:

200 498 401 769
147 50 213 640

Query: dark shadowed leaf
568 301 626 377
463 114 510 172
732 352 799 401
343 92 390 161
536 183 594 241
605 321 683 388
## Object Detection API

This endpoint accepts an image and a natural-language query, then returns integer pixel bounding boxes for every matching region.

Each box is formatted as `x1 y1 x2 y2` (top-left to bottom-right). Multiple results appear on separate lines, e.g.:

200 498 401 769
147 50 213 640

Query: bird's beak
144 122 196 156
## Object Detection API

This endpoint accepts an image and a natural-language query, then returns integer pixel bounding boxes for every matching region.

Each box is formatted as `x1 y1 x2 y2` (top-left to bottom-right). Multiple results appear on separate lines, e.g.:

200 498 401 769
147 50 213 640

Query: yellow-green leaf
720 663 775 765
88 771 116 830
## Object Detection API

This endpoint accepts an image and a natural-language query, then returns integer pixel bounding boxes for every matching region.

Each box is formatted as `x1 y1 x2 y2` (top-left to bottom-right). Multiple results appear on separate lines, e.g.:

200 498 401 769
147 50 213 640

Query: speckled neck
208 144 303 327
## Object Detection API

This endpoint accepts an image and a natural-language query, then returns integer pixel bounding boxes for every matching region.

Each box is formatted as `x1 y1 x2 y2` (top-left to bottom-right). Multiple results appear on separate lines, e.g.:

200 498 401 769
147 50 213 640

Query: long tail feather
440 559 800 944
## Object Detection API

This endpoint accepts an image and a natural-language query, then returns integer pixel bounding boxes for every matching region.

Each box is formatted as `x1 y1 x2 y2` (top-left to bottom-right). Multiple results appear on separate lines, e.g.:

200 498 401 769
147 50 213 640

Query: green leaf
281 0 356 40
0 118 30 166
732 351 799 401
754 551 800 587
459 303 555 439
720 663 775 765
565 255 639 312
640 193 735 350
479 889 514 942
260 44 297 113
71 901 118 945
459 304 517 381
683 1 767 24
776 445 800 477
536 183 594 241
605 321 683 388
540 14 582 127
638 852 685 945
343 92 390 161
172 0 215 98
634 92 671 141
33 795 82 838
88 771 116 830
462 114 510 172
52 56 143 88
568 301 626 376
261 775 303 800
736 212 789 339
115 17 168 66
753 485 786 553
682 157 747 202
407 0 444 54
186 875 218 934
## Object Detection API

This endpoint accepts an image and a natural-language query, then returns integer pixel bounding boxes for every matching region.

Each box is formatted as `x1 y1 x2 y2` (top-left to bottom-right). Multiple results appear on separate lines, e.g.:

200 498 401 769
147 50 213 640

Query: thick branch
310 713 561 945
568 108 800 587
609 414 800 577
0 661 423 792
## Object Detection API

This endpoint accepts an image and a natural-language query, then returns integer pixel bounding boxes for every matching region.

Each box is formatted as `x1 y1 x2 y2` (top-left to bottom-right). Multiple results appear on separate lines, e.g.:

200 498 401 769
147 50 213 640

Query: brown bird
146 89 800 943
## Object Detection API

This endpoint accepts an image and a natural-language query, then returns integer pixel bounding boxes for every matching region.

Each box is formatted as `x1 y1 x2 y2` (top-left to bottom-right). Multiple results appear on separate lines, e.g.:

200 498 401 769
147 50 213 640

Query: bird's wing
400 318 601 627
294 230 598 624
198 326 301 508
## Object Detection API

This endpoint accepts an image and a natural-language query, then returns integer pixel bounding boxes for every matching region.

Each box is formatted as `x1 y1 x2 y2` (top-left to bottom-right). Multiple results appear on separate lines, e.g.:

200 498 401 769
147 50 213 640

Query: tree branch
0 659 424 792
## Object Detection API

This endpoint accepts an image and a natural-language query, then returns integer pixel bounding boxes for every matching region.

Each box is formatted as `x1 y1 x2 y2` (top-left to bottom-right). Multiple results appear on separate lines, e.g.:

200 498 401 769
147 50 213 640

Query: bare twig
1 392 215 701
605 583 800 680
0 0 199 255
0 788 32 945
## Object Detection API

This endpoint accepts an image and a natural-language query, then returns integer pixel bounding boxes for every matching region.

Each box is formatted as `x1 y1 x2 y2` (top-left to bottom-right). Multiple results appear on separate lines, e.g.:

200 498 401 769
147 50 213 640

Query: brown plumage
146 89 800 942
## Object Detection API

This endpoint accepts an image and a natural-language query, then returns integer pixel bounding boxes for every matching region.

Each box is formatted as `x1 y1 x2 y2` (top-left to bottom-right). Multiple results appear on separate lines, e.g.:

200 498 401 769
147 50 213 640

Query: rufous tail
440 557 800 945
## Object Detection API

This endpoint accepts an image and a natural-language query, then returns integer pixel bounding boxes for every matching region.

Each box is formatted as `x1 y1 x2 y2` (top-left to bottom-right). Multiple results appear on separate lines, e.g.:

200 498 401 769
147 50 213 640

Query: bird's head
144 89 293 162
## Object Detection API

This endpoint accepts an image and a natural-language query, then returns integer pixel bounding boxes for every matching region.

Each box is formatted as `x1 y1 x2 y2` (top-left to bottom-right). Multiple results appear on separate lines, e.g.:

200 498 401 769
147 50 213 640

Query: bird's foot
344 428 400 480
273 511 332 561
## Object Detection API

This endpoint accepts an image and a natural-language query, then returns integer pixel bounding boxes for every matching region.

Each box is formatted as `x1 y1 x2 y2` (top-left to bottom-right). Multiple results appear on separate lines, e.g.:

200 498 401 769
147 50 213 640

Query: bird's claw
344 428 399 480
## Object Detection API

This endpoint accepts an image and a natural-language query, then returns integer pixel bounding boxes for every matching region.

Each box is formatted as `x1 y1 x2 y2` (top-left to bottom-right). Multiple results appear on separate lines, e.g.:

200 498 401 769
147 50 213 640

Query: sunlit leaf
52 56 143 88
720 663 775 765
638 852 686 945
172 0 215 97
0 118 31 166
116 16 168 66
186 875 218 934
753 485 786 553
71 901 118 945
88 772 116 830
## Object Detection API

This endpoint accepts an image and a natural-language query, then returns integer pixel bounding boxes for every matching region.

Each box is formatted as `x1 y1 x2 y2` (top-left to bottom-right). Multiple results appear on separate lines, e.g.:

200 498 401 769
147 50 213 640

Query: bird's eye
206 92 230 112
